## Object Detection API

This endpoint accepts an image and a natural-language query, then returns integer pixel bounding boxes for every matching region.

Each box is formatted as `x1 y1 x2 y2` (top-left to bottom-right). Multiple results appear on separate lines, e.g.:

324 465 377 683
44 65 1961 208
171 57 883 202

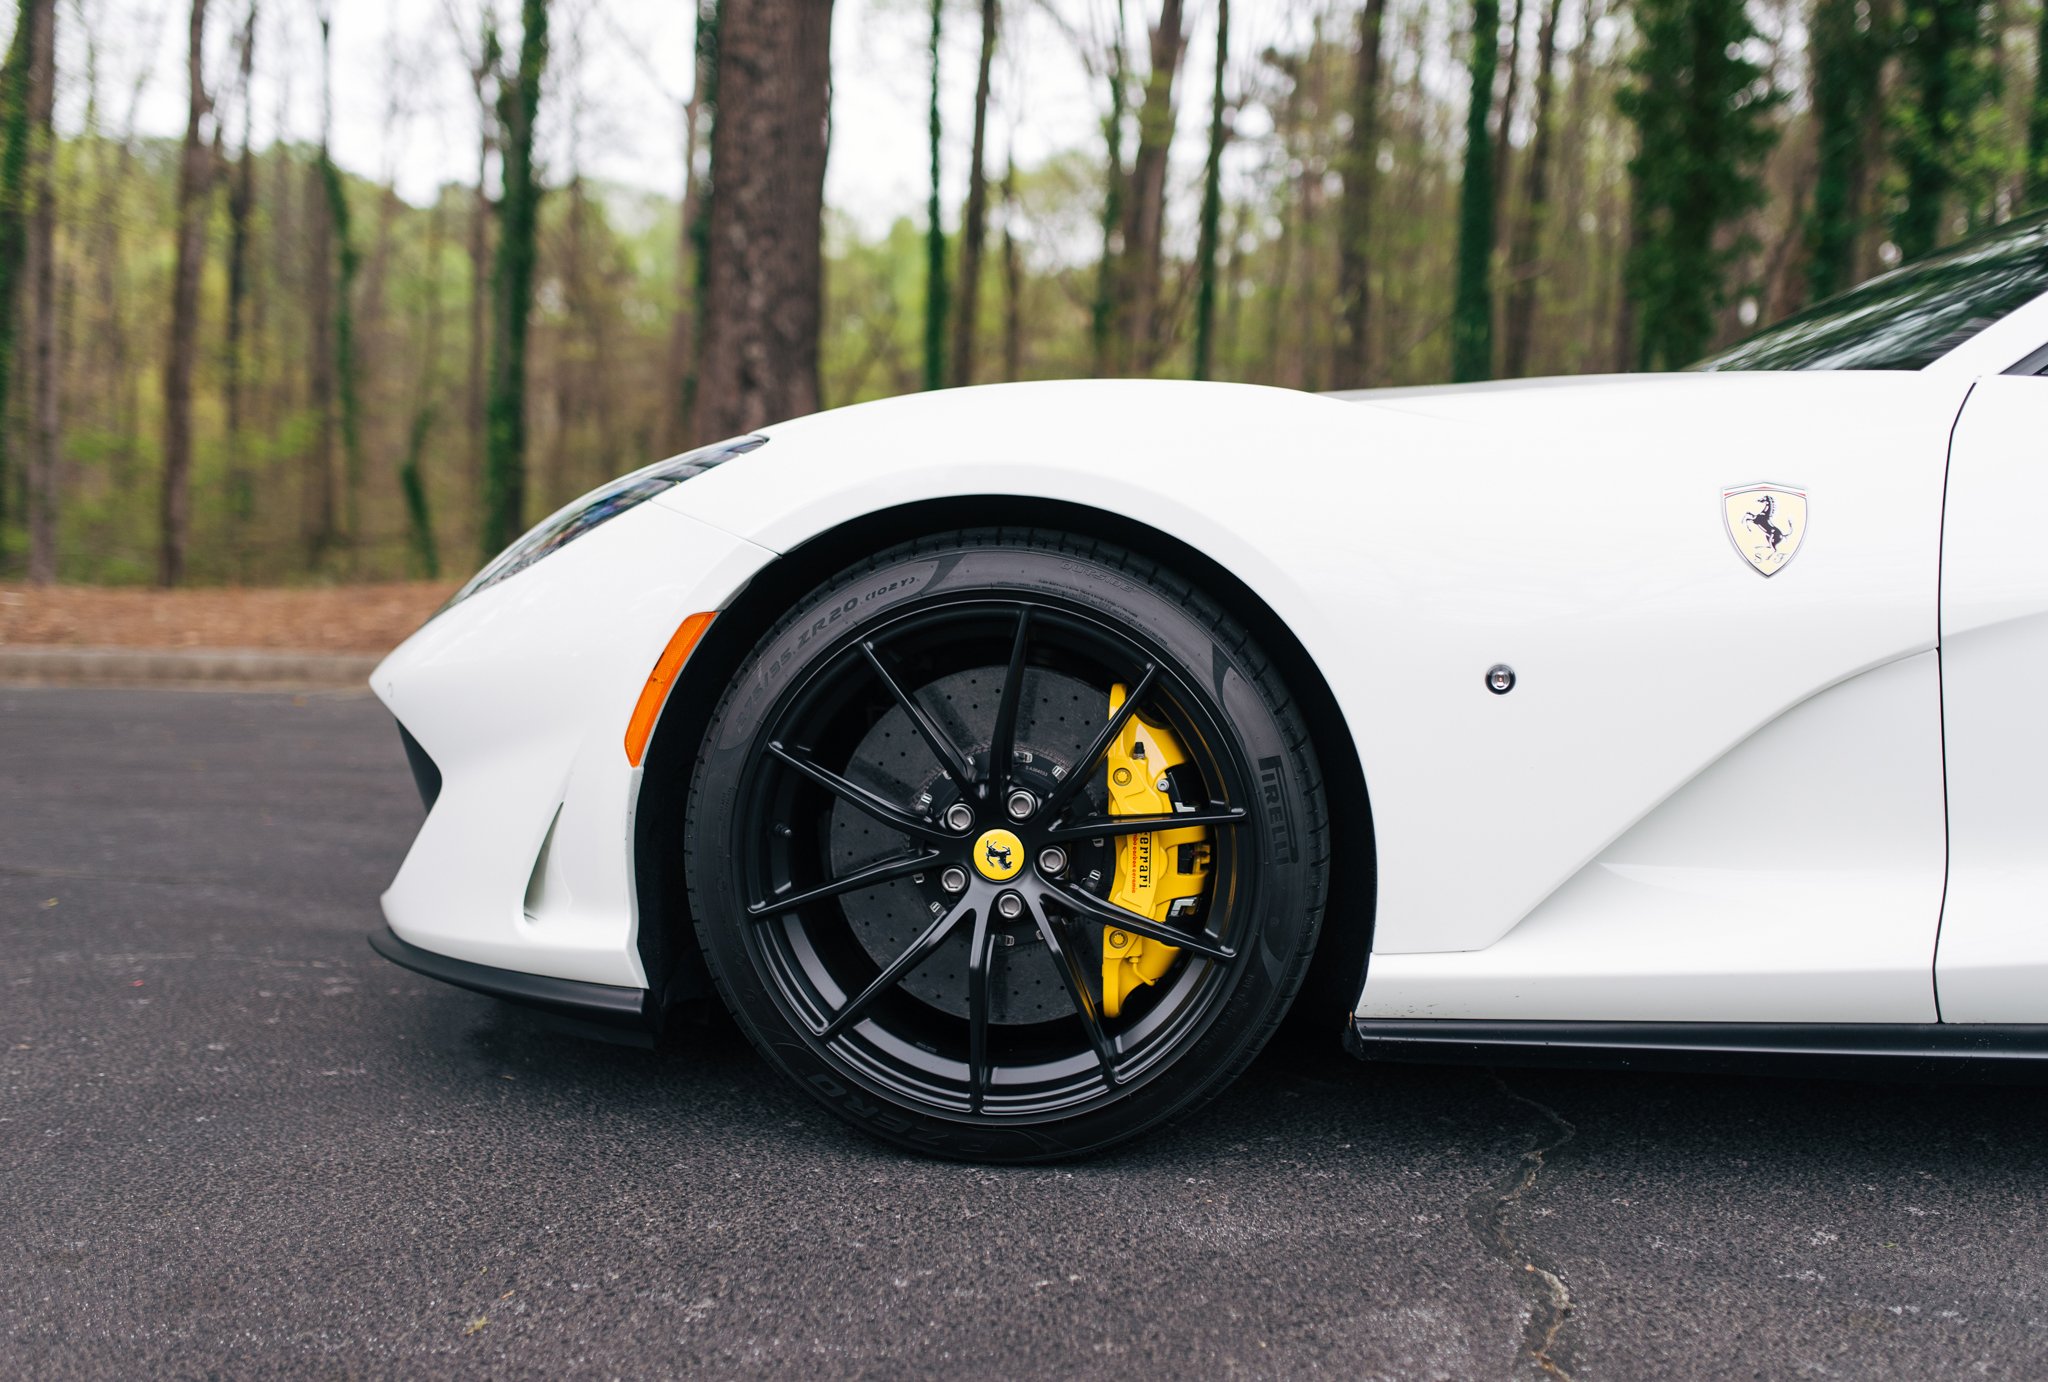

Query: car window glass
1695 209 2048 371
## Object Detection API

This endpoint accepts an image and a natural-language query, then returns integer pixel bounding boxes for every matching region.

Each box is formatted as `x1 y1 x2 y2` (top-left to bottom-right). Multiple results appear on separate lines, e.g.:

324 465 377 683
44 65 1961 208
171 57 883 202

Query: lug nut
943 802 975 832
995 892 1024 919
1039 846 1068 876
940 867 968 893
1006 788 1037 820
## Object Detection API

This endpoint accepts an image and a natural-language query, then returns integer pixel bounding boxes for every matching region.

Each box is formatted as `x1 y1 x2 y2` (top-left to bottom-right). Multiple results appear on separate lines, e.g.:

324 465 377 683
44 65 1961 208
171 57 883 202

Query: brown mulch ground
0 583 461 653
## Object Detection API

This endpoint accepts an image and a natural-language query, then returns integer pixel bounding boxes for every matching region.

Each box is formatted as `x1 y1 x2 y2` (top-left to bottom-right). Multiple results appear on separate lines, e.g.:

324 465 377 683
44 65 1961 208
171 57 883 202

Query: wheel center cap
972 828 1025 882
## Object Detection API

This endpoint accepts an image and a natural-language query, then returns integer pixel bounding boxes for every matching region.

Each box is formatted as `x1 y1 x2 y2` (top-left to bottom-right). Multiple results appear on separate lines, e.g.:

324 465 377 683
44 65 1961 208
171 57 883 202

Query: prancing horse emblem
1721 483 1808 577
984 841 1013 871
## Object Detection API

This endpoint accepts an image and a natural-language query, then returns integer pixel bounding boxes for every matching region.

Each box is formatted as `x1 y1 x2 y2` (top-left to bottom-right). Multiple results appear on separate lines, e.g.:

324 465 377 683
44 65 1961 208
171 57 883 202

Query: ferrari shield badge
1721 482 1807 577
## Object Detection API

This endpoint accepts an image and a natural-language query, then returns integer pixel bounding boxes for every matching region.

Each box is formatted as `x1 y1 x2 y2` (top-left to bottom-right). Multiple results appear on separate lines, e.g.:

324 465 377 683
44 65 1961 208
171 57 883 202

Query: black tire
684 530 1328 1161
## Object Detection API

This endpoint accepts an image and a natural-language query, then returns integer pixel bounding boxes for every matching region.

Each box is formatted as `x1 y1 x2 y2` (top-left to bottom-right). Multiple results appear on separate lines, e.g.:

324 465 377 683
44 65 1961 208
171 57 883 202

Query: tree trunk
1001 156 1022 381
1118 0 1187 370
1491 0 1526 217
0 5 36 567
2031 0 2048 205
224 3 256 573
696 0 832 438
1337 0 1387 388
1806 0 1884 299
922 0 946 391
23 0 55 584
1451 0 1501 382
1191 0 1228 380
682 0 722 441
481 0 550 557
1500 0 1560 377
305 155 337 568
159 0 211 587
950 0 999 388
400 197 443 578
1892 0 1989 260
666 6 712 444
464 16 499 512
317 18 362 569
1089 0 1129 375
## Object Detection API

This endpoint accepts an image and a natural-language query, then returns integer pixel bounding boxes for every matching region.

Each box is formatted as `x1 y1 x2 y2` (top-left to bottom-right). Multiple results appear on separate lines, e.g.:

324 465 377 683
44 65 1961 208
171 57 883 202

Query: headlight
447 434 767 608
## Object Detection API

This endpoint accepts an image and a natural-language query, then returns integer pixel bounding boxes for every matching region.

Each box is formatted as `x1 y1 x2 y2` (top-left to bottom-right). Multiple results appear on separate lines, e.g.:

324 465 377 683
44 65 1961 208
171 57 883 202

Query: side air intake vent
396 722 442 814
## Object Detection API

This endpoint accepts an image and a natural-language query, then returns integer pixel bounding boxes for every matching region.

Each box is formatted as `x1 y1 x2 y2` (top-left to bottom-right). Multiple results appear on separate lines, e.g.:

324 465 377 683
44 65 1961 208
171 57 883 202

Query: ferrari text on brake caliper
1100 683 1214 1016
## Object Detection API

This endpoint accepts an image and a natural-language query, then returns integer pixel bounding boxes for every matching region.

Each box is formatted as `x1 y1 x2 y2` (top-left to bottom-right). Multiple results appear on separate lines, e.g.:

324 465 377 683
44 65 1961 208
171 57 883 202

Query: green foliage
1806 0 1887 302
682 0 720 433
482 0 549 558
1618 0 1782 368
2031 0 2048 204
1451 0 1500 382
319 151 362 547
1090 0 1128 373
0 4 35 559
1192 0 1228 381
1891 0 2000 259
923 0 947 391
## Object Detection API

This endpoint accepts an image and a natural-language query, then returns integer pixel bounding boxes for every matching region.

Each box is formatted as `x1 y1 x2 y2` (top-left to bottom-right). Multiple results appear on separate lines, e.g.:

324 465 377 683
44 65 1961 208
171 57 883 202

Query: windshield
1695 209 2048 371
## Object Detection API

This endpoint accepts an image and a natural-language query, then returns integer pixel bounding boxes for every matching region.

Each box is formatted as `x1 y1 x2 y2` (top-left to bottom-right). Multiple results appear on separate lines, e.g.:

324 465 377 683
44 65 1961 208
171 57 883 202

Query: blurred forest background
0 0 2036 586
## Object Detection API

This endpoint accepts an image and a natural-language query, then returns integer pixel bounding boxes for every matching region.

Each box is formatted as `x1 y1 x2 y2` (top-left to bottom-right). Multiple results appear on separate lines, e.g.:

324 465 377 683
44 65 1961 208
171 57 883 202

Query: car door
1936 374 2048 1022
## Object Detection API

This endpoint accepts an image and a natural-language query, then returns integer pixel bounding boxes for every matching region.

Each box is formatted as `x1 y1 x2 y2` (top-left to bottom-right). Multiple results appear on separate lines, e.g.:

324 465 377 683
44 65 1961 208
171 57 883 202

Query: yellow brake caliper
1100 683 1213 1017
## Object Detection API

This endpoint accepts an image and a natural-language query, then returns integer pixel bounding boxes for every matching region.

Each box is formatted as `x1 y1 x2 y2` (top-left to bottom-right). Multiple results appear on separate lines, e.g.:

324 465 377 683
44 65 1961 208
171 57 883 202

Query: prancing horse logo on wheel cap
974 828 1025 882
1722 482 1807 577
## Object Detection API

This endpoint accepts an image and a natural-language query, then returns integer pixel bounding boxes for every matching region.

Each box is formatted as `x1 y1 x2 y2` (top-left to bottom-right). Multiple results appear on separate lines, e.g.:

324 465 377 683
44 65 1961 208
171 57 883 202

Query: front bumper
369 924 655 1034
371 500 774 990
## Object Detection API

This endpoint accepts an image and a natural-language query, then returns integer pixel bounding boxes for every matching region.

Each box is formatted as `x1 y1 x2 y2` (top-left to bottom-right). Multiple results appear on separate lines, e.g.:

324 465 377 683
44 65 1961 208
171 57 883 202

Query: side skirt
1347 1017 2048 1084
369 925 657 1048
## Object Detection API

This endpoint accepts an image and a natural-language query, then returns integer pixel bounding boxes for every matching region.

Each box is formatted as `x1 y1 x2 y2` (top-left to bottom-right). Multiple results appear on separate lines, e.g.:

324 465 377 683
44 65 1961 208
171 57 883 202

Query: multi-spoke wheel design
686 534 1328 1160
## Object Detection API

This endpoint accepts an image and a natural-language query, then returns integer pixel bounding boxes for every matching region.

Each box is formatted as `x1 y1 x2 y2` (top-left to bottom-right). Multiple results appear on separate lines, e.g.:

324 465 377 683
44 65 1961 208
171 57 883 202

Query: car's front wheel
685 531 1328 1160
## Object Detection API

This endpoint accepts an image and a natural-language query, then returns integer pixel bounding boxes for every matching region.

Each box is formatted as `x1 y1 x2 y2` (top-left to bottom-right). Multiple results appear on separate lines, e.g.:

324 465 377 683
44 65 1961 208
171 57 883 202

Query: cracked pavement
4 686 2047 1379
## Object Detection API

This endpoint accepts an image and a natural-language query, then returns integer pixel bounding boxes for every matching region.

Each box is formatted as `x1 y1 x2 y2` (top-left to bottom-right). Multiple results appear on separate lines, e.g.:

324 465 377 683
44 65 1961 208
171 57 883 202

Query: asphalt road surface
4 686 2047 1380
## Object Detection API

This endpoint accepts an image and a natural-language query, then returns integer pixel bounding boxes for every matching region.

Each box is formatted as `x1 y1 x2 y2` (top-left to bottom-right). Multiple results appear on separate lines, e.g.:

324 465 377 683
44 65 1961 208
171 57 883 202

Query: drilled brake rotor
829 666 1109 1024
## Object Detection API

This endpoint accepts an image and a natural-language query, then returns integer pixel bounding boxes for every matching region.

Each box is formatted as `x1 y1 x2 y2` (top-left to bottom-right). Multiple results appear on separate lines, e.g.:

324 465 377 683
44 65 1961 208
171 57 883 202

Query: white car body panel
372 502 774 986
1358 651 1946 1021
1935 375 2048 1021
651 372 1967 1021
372 356 2048 1030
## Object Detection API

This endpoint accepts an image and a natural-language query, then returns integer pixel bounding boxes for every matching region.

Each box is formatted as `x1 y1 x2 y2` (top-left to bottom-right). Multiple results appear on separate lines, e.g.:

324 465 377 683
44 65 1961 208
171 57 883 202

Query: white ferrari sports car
370 212 2048 1160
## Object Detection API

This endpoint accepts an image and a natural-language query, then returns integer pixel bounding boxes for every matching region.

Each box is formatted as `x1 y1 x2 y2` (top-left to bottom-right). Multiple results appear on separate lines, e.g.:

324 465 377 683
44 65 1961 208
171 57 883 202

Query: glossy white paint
1358 652 1946 1022
663 373 1965 989
380 366 1993 1025
1935 375 2048 1022
372 502 774 985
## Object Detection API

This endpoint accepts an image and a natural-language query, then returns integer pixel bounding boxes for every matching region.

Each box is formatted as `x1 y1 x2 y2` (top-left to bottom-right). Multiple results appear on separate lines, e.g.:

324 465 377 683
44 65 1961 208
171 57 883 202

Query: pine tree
1337 0 1388 387
1806 0 1886 301
160 0 213 586
0 3 34 567
1090 0 1128 375
923 0 946 391
1617 0 1780 369
1451 0 1501 382
1500 0 1561 377
951 0 997 387
2031 0 2048 205
481 0 549 557
1892 0 1998 259
1192 0 1228 381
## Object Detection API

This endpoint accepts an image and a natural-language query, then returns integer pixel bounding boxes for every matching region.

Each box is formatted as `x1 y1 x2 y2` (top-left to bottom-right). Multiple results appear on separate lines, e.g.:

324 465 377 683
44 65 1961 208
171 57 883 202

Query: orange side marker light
625 611 716 767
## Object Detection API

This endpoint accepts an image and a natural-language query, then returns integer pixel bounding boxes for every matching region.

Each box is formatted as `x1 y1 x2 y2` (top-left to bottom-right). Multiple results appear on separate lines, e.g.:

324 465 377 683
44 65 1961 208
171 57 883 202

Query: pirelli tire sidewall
684 536 1326 1161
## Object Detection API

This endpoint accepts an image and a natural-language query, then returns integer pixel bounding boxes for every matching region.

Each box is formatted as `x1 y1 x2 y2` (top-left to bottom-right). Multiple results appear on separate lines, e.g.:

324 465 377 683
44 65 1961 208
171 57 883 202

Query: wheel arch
632 496 1375 1036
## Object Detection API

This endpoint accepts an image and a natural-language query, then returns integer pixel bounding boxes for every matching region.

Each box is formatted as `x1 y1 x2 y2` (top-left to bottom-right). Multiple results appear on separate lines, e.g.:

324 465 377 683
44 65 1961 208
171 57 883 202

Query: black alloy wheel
685 531 1329 1161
